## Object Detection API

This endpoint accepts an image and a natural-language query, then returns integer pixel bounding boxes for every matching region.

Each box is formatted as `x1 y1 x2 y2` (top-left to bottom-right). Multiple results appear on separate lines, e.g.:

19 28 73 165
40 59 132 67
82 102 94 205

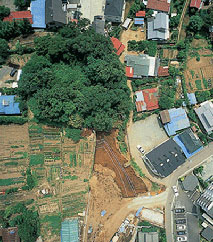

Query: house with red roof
3 11 33 24
190 0 202 9
135 88 159 112
147 0 170 13
158 66 169 77
136 11 146 17
111 37 125 56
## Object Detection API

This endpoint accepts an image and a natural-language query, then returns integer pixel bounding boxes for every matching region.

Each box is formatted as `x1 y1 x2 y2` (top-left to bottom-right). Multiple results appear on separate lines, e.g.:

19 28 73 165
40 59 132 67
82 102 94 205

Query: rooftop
136 11 146 17
147 0 170 13
173 129 203 158
195 101 213 135
145 139 186 177
201 226 213 241
0 95 20 115
31 0 46 28
138 231 159 242
104 0 124 23
134 18 144 25
111 37 125 56
3 11 33 24
190 0 202 8
61 219 79 242
158 66 169 77
182 174 199 191
160 110 170 124
92 16 105 35
187 93 197 105
125 54 159 77
163 108 190 136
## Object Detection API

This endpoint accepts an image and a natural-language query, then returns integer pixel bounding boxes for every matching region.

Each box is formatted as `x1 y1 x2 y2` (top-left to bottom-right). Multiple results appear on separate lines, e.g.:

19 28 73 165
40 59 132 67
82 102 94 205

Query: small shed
182 175 199 191
134 18 144 25
160 110 170 124
136 11 146 17
122 18 131 29
201 227 213 241
187 93 197 105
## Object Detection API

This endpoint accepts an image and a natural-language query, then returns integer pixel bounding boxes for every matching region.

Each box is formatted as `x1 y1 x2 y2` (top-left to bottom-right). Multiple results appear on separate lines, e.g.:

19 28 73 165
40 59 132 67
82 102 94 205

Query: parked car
10 68 17 77
176 225 186 230
177 236 187 241
175 208 185 214
172 186 179 197
177 231 186 235
137 145 145 154
175 219 186 224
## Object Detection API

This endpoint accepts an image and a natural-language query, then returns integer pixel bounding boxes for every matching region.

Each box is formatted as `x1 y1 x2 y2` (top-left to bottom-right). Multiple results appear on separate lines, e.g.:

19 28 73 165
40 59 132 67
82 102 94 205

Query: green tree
188 15 203 33
26 168 36 190
14 0 31 10
65 128 82 142
170 15 180 28
0 38 9 64
0 6 10 20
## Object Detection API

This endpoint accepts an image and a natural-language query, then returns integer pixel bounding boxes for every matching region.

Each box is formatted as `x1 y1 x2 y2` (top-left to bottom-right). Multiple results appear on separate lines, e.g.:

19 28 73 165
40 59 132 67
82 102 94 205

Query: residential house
138 231 159 242
136 11 146 17
160 108 190 136
146 0 170 13
0 95 20 115
125 54 160 78
134 18 144 25
61 219 79 242
111 37 125 56
201 226 213 241
190 0 202 9
0 227 20 242
135 88 159 112
30 0 46 28
182 174 199 191
104 0 125 23
3 11 33 24
158 66 169 76
145 139 186 177
45 0 67 28
173 128 203 158
92 16 105 35
147 12 169 41
187 93 197 105
122 18 132 29
195 101 213 135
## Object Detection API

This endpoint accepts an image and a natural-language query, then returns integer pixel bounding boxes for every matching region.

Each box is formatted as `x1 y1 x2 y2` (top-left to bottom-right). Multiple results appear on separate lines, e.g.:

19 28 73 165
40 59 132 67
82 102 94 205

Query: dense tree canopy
0 38 9 64
0 6 10 20
14 0 31 10
18 22 131 131
188 15 203 33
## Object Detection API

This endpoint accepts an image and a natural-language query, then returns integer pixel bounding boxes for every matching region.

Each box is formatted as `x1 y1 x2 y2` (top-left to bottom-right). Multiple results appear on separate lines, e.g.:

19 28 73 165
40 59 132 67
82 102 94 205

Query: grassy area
0 177 24 186
4 162 18 166
41 214 62 235
195 80 202 90
30 154 44 166
131 159 145 178
202 78 208 89
63 175 78 180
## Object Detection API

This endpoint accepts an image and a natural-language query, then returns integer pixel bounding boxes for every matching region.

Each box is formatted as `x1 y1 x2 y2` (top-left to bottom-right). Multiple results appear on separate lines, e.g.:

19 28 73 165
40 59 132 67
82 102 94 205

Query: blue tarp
164 108 190 136
31 0 46 28
101 210 106 216
0 95 20 115
136 207 143 217
173 135 203 158
134 18 144 25
187 93 197 105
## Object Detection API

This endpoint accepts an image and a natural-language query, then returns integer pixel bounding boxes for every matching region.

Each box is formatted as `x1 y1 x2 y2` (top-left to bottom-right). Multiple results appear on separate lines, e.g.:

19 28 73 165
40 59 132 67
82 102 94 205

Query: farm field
0 123 96 242
184 39 213 92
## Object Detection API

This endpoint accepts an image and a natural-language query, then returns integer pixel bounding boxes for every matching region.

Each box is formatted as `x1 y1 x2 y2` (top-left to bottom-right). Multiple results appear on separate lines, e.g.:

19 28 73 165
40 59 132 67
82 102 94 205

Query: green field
30 154 44 166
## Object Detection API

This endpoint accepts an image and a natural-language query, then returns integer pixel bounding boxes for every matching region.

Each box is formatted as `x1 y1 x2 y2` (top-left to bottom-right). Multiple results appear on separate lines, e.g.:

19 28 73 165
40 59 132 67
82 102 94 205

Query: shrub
30 154 44 166
65 128 82 143
0 116 27 125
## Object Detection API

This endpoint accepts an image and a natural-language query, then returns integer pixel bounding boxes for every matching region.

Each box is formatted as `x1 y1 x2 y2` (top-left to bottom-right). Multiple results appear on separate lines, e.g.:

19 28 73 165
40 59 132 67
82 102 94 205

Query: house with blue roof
160 107 190 136
31 0 46 28
0 95 21 115
173 129 203 158
61 219 79 242
187 93 197 105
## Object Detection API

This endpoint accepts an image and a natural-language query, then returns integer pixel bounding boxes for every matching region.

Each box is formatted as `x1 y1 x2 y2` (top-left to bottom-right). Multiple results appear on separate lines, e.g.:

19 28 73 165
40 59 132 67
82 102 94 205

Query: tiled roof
111 37 125 56
158 66 169 76
190 0 201 8
136 11 146 17
134 18 144 25
3 11 33 24
147 0 170 13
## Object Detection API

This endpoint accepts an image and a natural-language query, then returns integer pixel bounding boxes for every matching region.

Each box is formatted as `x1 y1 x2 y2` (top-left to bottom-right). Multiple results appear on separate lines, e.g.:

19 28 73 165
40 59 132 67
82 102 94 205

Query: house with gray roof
195 101 213 135
104 0 125 23
125 54 160 78
182 174 199 191
138 231 159 242
147 13 169 41
45 0 67 28
92 16 105 35
201 226 213 241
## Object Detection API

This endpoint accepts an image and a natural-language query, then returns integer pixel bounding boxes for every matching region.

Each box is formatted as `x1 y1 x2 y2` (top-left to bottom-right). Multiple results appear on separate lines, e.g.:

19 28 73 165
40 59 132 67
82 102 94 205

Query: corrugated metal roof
3 11 33 24
164 108 190 136
61 219 79 242
134 18 144 25
187 93 197 105
190 0 201 8
160 110 170 124
31 0 46 28
136 11 146 17
0 95 20 115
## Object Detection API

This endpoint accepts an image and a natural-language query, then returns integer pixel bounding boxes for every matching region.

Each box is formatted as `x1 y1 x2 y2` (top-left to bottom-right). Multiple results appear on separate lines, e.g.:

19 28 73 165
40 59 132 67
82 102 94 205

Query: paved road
164 142 213 242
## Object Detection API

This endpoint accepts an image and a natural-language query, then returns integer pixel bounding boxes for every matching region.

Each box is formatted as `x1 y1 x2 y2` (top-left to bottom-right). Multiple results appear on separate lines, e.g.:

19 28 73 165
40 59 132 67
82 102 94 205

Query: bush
127 40 157 56
195 90 210 103
195 80 202 90
196 56 200 61
65 128 82 142
131 159 145 177
5 187 18 194
0 116 27 125
29 154 44 166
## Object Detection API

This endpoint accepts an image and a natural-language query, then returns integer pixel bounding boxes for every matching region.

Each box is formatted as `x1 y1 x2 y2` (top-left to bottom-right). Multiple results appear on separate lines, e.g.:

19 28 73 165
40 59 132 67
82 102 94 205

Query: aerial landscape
0 0 212 241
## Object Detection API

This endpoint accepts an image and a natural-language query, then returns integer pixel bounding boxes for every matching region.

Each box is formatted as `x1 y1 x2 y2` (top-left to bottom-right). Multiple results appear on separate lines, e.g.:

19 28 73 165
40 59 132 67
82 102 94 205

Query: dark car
10 68 17 77
175 219 186 224
177 231 186 235
175 208 185 214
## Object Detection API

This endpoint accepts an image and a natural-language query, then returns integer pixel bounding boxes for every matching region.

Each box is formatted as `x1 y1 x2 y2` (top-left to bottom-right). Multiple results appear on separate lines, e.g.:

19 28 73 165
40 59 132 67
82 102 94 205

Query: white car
172 186 179 197
137 145 145 154
177 236 187 241
176 225 186 230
